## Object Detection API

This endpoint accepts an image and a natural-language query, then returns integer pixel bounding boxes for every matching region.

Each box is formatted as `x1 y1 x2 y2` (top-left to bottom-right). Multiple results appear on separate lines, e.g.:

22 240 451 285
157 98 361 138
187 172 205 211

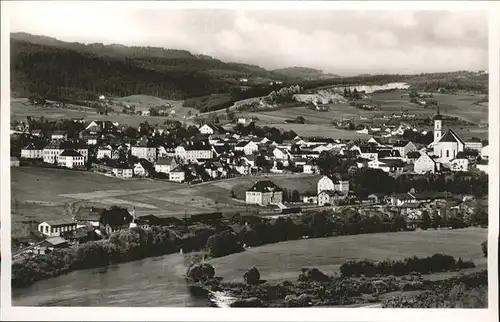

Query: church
429 108 481 165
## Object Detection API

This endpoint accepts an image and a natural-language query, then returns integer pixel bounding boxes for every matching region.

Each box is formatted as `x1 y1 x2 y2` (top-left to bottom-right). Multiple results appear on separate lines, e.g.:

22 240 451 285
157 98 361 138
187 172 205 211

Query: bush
243 267 261 285
340 254 475 277
298 268 331 283
186 263 215 282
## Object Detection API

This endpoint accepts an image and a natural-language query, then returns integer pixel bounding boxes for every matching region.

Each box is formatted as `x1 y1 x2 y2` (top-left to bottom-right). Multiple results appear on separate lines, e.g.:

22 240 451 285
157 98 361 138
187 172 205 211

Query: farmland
237 90 488 140
11 167 317 239
209 227 488 282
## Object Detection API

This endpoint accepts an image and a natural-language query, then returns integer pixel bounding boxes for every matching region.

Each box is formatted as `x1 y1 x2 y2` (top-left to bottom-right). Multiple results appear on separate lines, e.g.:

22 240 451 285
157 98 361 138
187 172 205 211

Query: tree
206 230 244 258
433 214 442 229
421 211 431 230
291 190 300 202
481 240 487 257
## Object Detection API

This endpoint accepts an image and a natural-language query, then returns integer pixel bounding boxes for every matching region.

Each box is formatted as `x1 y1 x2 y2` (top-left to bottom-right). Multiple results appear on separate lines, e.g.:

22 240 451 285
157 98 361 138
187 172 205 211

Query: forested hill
10 33 297 101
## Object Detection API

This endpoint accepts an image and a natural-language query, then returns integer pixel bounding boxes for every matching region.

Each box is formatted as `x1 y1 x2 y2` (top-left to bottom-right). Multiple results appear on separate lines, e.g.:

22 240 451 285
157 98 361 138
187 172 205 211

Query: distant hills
10 32 488 108
272 67 340 80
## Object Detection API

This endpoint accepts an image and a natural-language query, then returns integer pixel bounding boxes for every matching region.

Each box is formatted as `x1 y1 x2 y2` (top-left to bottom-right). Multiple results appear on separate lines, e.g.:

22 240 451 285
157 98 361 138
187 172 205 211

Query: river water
12 253 214 307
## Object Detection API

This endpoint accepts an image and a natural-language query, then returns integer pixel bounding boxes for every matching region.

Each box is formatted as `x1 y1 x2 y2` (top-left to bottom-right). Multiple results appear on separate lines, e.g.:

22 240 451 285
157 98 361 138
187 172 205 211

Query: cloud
7 3 488 75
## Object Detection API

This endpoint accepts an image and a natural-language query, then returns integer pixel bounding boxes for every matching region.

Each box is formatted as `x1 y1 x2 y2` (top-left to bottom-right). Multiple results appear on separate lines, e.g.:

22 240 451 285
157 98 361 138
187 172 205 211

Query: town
10 99 489 257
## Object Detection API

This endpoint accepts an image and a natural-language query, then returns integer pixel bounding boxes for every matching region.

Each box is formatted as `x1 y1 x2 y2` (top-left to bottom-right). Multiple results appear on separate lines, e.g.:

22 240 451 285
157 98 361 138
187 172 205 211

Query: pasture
209 227 488 282
11 167 315 238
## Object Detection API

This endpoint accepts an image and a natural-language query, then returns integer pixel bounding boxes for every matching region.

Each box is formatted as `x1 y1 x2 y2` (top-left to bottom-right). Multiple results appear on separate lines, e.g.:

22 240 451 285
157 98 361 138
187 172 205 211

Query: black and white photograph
0 1 498 321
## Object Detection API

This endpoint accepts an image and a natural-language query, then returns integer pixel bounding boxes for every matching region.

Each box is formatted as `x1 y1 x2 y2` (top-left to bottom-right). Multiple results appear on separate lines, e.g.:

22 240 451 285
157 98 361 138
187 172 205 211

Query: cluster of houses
13 110 489 185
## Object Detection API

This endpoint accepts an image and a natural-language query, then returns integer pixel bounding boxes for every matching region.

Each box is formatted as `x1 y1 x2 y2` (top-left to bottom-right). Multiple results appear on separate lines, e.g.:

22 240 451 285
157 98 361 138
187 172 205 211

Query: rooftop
247 180 283 193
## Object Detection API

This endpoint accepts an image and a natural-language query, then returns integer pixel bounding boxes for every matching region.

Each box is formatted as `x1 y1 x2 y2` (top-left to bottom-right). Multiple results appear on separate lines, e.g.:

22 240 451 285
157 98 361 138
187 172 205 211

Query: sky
7 2 488 76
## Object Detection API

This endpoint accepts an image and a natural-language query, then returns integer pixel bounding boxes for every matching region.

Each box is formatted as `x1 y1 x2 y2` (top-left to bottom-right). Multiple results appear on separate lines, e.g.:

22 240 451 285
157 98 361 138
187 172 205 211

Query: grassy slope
209 227 488 282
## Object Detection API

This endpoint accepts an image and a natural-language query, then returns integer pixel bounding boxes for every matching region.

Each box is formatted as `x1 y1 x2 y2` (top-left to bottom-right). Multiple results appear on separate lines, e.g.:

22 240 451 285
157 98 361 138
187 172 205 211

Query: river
12 253 214 307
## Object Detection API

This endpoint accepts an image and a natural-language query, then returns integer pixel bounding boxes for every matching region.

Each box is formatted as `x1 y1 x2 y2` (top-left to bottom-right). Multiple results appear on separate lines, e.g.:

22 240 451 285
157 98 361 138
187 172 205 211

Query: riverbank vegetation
186 260 487 308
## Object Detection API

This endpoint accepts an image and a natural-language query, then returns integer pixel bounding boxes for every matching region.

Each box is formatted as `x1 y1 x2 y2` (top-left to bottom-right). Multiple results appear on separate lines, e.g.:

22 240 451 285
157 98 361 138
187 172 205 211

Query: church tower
433 106 442 143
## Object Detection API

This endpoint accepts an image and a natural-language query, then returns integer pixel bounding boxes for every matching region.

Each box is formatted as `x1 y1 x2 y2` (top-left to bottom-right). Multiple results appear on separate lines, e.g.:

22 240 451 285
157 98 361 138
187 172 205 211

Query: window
446 150 449 158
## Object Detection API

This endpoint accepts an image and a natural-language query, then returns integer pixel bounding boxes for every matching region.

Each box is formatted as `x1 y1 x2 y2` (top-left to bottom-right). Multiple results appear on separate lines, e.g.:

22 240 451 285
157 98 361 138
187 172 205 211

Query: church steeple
433 106 442 143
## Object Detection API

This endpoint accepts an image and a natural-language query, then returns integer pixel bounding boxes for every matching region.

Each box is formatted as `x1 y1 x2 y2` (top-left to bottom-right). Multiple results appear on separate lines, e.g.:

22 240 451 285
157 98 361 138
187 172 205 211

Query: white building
175 141 213 161
21 143 43 159
133 162 148 177
245 180 283 206
57 150 85 168
368 159 405 175
51 131 68 141
450 158 470 172
97 147 113 160
414 152 438 174
317 174 350 194
155 158 177 174
169 167 185 182
38 220 77 237
198 124 214 135
235 141 259 155
273 147 289 160
131 137 157 162
112 167 133 178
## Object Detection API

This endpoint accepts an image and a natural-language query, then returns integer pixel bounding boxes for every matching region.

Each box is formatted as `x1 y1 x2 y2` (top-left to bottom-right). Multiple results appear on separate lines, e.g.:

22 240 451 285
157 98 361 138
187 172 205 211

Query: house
131 136 157 162
368 159 405 175
10 157 20 167
414 152 438 174
317 174 350 194
169 166 186 182
245 180 283 206
175 140 213 161
43 141 88 164
389 192 417 206
158 142 177 158
74 206 133 235
35 236 69 254
238 118 248 124
450 157 470 172
112 165 133 178
303 161 318 174
133 160 149 177
318 190 347 206
38 219 78 237
235 141 259 155
21 143 43 159
51 131 68 141
377 150 402 160
198 124 214 135
97 146 113 160
359 146 379 160
58 149 85 169
155 157 177 174
85 120 117 134
392 140 417 158
273 147 290 160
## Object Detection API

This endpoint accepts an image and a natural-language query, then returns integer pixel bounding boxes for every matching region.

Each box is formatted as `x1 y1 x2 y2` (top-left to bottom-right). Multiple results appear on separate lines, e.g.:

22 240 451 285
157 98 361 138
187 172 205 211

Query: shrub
243 267 261 285
186 263 215 282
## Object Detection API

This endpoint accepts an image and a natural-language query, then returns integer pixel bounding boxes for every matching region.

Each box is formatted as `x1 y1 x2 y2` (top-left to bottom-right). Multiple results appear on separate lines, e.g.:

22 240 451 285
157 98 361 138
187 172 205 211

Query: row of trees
340 254 475 277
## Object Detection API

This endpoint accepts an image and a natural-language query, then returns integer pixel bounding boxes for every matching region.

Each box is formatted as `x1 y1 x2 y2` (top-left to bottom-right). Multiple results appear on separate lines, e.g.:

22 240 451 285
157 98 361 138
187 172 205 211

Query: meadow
11 167 314 238
209 227 488 282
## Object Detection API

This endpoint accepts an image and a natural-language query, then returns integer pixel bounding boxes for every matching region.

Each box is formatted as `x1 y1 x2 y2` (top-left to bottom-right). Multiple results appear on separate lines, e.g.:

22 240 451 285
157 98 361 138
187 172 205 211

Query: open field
209 227 488 282
11 167 314 238
238 90 488 140
10 98 198 127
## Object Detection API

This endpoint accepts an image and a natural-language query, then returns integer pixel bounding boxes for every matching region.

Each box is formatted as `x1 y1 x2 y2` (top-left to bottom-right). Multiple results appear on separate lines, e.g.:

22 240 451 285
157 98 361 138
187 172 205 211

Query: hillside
273 66 340 80
10 33 295 103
